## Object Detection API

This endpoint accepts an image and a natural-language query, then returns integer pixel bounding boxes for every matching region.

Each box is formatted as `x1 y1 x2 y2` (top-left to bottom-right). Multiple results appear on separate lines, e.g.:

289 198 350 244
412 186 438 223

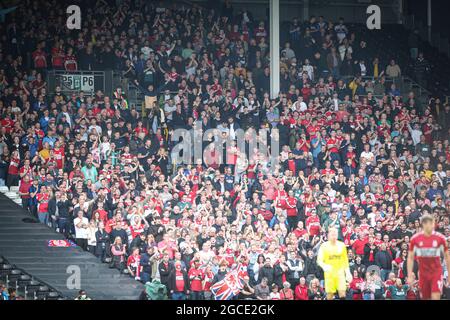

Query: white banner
61 74 94 92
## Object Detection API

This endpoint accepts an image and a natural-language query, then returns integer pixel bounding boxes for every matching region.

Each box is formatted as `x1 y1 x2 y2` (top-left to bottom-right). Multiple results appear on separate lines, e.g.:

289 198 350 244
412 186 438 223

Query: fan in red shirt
105 213 126 234
1 116 14 134
294 277 309 300
320 161 336 176
274 184 287 209
306 210 321 237
53 142 65 169
326 130 340 154
7 151 20 186
181 186 198 204
211 79 223 97
352 232 368 256
51 43 65 69
19 160 33 180
92 202 108 224
284 190 298 229
349 270 364 300
134 121 149 135
306 122 320 139
407 215 450 300
127 247 142 280
36 186 50 224
188 260 204 299
384 178 399 194
254 23 267 43
32 46 47 69
64 47 78 71
18 176 32 209
227 25 241 42
293 221 308 239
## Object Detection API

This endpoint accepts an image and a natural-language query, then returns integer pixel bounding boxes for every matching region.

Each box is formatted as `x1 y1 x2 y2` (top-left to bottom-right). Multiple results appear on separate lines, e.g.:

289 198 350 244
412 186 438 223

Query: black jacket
363 244 378 266
212 270 227 285
147 223 165 243
95 229 109 256
167 268 190 293
158 261 174 287
375 250 393 270
48 198 57 217
351 262 367 276
56 199 71 218
273 263 287 288
140 252 157 275
303 256 322 279
259 266 275 285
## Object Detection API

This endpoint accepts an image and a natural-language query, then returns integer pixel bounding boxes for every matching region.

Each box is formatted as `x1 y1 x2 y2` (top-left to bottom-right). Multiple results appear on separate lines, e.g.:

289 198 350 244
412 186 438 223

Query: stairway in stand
0 194 144 300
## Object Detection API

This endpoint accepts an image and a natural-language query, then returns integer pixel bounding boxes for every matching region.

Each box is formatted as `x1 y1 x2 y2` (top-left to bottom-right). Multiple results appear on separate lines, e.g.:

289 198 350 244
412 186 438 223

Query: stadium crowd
0 0 450 300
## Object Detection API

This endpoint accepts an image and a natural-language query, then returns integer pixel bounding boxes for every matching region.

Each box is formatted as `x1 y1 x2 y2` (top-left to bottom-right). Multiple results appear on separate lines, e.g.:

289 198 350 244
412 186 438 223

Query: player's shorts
419 272 443 300
324 272 347 294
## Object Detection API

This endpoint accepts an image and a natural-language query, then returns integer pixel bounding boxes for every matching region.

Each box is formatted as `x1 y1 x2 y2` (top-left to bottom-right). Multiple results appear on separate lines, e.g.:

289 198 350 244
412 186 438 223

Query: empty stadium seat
7 269 23 288
25 280 41 299
35 286 50 300
9 186 19 193
0 264 13 280
5 192 19 199
46 291 61 300
16 274 32 291
0 186 8 193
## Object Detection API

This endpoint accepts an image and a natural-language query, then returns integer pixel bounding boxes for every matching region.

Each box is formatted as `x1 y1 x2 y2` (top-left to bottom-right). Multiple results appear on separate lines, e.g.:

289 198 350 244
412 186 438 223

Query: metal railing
333 75 431 100
128 75 433 114
46 68 433 113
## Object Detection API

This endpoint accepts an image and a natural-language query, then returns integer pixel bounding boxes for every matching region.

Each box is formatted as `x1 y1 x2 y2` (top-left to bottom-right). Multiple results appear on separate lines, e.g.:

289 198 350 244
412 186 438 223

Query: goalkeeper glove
321 264 332 273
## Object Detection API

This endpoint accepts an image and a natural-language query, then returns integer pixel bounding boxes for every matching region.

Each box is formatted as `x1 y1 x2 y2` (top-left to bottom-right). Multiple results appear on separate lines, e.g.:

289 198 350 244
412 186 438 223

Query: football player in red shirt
407 215 450 300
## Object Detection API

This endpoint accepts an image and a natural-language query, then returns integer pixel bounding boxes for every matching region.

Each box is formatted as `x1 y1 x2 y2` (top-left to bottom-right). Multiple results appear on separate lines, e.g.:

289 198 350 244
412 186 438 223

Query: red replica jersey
1 118 14 133
130 223 145 238
8 156 20 175
53 148 65 169
285 197 298 217
410 231 448 276
320 168 335 176
64 55 77 71
304 201 316 217
36 193 50 213
306 125 319 139
127 254 141 268
51 48 64 67
184 190 197 204
188 268 204 292
121 152 133 164
134 127 149 135
93 209 108 223
32 50 47 68
275 190 287 208
19 165 33 179
293 228 307 239
306 216 321 236
352 238 368 256
326 138 339 153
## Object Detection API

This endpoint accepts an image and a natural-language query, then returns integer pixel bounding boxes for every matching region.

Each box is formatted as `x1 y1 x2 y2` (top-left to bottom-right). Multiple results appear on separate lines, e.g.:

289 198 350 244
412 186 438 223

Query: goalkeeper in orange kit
317 227 353 300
